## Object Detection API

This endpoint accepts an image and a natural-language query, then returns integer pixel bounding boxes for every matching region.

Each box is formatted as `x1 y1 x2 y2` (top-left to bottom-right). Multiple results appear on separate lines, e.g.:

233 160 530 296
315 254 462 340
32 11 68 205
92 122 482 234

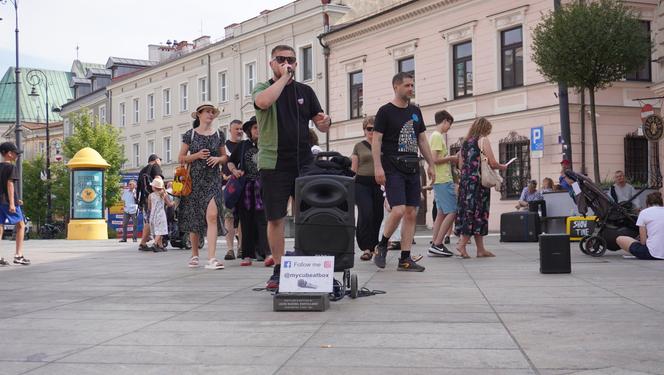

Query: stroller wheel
585 236 607 257
350 273 359 299
579 236 592 255
198 237 205 249
184 236 192 249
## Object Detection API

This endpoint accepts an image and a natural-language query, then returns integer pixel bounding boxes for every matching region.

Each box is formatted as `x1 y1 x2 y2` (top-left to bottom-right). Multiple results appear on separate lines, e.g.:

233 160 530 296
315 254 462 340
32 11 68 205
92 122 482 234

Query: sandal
188 256 200 268
205 258 225 270
456 247 471 259
224 250 236 260
411 254 423 262
360 250 373 261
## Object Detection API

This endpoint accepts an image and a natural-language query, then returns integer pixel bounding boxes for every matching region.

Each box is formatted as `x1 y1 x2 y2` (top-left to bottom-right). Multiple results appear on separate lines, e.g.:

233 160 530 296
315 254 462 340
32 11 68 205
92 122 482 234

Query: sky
0 0 292 73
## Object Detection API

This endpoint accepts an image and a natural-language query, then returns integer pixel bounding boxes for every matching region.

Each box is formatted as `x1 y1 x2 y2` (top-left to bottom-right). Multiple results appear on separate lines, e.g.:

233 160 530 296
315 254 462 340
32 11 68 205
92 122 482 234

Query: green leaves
532 0 651 90
62 111 127 208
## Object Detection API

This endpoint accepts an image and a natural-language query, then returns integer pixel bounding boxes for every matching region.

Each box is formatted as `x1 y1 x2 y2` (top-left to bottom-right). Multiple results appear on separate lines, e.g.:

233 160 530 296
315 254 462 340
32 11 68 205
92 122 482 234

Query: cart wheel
579 236 592 255
350 274 358 299
198 237 205 249
585 236 607 257
184 236 192 249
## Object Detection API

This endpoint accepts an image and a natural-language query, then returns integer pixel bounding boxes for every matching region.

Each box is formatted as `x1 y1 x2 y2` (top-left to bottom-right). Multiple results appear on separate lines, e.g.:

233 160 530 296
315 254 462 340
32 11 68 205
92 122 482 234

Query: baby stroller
565 171 645 256
165 198 205 249
293 152 360 299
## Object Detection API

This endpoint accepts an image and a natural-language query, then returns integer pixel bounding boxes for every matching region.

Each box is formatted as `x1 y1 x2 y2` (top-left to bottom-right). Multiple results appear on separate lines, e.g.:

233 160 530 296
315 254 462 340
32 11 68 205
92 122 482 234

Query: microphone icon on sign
297 279 317 289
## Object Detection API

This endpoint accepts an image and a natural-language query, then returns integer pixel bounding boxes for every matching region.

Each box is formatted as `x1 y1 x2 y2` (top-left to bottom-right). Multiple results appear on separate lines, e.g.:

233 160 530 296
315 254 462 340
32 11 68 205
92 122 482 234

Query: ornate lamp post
27 69 53 224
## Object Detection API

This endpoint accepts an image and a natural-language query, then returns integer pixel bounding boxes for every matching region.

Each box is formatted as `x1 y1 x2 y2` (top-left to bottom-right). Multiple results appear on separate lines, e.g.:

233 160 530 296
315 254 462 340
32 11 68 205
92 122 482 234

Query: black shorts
260 169 298 221
629 242 659 260
385 170 421 207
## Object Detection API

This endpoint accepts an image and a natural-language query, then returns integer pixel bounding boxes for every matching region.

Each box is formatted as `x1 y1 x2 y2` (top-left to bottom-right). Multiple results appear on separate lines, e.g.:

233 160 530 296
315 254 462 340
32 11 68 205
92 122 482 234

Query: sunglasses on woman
365 127 374 132
273 56 296 64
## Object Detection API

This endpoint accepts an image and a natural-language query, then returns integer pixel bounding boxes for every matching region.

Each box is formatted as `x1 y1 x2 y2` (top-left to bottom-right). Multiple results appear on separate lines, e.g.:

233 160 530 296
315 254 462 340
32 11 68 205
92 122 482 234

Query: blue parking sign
531 126 544 152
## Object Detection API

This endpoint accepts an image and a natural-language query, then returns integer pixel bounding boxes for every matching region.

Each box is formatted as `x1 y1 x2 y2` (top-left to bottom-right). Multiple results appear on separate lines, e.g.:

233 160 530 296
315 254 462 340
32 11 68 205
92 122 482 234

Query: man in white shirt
611 170 640 210
120 180 139 242
616 192 664 260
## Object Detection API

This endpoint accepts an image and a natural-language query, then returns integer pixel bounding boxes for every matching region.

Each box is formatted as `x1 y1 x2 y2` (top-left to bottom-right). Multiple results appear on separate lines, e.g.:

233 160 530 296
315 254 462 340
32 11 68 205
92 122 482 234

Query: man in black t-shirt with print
372 72 435 272
136 154 163 251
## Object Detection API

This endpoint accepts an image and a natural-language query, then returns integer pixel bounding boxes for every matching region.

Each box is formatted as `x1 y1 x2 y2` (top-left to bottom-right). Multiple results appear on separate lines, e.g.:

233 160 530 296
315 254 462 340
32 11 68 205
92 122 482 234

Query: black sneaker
428 243 454 257
374 243 388 269
0 258 9 266
397 257 425 272
444 236 451 245
13 256 30 266
266 273 280 291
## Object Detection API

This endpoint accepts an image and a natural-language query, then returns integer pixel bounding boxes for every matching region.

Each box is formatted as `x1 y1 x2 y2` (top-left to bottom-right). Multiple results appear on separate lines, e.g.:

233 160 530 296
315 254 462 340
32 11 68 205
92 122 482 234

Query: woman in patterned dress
454 117 507 258
178 103 228 269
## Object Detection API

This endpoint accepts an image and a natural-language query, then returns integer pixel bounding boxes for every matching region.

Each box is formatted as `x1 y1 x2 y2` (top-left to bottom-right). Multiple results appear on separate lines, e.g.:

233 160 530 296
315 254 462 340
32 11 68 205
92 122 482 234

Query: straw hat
150 177 165 190
191 102 221 119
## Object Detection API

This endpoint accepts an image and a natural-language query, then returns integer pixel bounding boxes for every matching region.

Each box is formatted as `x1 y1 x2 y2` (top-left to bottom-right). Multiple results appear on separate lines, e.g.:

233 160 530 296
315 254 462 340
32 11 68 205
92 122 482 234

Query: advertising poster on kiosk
107 173 144 239
73 170 104 219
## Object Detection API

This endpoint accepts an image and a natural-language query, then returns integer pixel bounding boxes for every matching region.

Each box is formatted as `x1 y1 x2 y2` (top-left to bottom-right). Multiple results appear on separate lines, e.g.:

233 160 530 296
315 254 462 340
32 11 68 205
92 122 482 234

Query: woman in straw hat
178 103 229 269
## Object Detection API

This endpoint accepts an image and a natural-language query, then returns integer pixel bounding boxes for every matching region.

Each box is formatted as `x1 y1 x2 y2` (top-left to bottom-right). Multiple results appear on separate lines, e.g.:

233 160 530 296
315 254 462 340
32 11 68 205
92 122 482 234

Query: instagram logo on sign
324 261 332 269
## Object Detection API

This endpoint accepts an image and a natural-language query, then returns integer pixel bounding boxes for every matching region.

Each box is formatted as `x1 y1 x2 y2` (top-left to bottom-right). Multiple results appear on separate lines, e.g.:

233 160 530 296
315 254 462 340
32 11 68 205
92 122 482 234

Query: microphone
287 67 294 76
297 279 317 289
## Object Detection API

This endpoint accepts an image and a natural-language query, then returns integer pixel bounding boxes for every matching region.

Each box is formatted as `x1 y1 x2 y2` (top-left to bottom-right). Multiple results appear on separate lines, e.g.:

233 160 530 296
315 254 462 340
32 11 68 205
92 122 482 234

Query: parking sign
531 126 543 158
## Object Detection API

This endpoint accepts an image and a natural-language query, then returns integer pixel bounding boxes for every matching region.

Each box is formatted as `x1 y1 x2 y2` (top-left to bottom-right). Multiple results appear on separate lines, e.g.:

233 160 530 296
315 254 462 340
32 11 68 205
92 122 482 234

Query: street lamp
27 69 53 224
1 0 23 198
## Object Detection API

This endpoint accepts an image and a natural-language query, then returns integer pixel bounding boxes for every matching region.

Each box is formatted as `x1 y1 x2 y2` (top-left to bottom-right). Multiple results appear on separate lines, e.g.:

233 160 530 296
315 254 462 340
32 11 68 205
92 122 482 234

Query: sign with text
279 256 334 293
531 126 544 159
566 216 597 241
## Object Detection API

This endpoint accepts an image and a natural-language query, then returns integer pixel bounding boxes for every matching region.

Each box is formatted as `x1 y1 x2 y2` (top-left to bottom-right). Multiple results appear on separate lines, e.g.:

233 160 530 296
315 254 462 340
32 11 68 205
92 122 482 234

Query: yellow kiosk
66 147 110 240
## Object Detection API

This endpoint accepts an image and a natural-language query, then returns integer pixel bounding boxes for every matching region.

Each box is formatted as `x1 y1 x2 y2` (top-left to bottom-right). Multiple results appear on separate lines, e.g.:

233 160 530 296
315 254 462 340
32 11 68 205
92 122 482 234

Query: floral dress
178 129 226 237
455 137 490 236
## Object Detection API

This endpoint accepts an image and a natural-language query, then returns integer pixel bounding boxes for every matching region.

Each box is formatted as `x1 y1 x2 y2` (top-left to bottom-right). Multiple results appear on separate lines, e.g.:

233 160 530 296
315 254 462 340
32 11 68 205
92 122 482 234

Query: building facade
107 0 350 176
322 0 660 230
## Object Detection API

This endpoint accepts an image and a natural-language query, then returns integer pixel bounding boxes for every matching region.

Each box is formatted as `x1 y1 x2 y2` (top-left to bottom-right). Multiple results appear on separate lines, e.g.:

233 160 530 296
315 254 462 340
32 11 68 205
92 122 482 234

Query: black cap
148 154 160 162
242 116 257 137
0 142 22 155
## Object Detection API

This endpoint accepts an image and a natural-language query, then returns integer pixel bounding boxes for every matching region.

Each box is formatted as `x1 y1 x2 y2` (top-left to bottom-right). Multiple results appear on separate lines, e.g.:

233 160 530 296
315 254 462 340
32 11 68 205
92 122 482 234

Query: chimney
194 35 211 48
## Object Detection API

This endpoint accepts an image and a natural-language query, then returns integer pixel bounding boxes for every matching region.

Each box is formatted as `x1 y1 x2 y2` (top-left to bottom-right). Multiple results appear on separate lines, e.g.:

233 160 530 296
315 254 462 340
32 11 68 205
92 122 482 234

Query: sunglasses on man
273 56 296 64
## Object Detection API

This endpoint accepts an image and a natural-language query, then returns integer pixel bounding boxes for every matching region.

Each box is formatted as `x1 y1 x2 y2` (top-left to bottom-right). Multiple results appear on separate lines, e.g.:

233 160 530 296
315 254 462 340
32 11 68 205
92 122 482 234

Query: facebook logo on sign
283 261 292 269
324 261 332 269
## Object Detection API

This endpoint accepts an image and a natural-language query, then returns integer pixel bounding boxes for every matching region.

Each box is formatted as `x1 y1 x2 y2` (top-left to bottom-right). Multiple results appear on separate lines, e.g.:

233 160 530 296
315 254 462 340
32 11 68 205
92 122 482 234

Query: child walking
148 177 173 252
0 142 29 266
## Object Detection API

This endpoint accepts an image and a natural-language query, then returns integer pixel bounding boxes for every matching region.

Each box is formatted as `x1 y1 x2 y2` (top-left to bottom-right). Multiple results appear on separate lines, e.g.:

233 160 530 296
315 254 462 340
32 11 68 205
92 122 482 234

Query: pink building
321 0 661 230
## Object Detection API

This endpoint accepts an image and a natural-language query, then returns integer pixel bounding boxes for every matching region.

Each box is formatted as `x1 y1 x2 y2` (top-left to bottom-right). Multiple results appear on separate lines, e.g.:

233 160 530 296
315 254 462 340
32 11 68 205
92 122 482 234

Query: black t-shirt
374 102 425 172
222 140 239 184
137 163 164 205
229 140 259 181
272 80 323 172
0 162 18 205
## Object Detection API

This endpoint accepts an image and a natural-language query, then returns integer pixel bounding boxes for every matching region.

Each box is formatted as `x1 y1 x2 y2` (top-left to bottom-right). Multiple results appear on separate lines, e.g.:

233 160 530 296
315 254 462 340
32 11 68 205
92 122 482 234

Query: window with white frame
301 45 313 81
133 143 140 167
501 26 524 90
163 136 172 163
246 62 256 96
147 94 155 120
453 41 473 98
218 71 228 102
132 98 139 124
119 102 126 127
147 139 155 157
163 88 171 116
180 83 188 111
99 104 106 124
349 71 363 119
199 77 208 102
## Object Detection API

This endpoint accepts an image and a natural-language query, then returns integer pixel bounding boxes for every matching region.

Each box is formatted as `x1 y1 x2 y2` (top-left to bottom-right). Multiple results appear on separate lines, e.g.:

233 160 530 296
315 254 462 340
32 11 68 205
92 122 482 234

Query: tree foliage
532 0 651 91
22 156 48 225
62 112 126 208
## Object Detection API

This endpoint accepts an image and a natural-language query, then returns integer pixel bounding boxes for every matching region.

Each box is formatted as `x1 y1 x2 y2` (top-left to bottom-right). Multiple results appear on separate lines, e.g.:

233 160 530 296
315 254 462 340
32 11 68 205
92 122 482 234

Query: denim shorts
433 182 457 214
629 242 659 260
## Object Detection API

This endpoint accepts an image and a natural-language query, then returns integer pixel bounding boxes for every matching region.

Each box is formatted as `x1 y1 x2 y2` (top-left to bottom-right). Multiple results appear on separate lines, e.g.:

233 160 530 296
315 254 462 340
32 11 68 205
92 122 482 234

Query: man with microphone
253 45 331 291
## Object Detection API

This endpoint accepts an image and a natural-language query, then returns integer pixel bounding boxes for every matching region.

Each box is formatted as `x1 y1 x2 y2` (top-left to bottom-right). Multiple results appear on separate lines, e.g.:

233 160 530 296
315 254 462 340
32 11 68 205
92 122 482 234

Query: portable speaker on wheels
539 233 571 274
294 175 355 271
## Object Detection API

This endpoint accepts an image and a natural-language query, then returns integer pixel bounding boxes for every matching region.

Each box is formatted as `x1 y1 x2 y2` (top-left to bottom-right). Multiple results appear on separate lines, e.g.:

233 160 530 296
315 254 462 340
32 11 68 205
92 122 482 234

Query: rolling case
539 233 571 274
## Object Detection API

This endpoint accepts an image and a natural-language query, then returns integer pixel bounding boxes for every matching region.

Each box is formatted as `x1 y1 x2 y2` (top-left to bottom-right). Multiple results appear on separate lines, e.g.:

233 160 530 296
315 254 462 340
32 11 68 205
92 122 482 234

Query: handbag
223 142 247 209
172 164 192 197
479 138 503 191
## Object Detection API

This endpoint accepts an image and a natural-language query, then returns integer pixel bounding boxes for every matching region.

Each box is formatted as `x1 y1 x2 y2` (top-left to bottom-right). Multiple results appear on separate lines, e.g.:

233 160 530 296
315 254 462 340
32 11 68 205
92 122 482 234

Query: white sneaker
204 258 225 270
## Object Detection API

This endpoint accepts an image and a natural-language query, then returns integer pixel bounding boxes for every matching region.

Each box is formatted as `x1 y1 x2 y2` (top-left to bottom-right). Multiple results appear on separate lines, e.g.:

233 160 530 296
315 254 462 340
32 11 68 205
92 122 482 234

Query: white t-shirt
636 206 664 259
